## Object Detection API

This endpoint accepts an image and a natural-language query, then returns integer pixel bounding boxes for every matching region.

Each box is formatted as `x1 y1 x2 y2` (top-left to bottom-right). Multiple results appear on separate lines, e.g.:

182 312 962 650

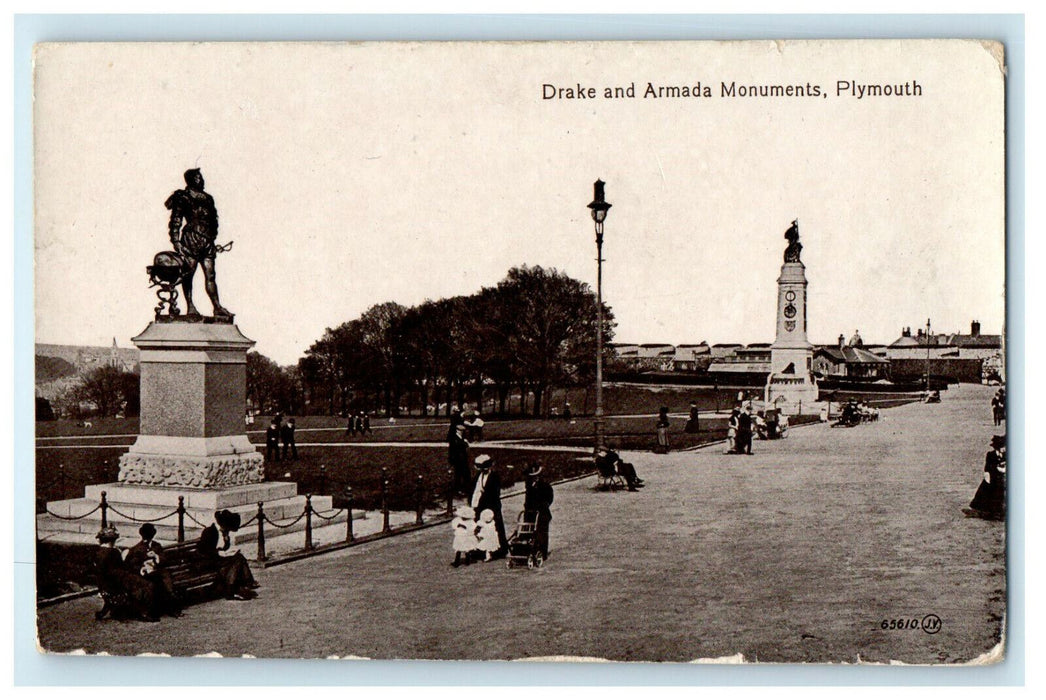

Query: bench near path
37 384 1005 663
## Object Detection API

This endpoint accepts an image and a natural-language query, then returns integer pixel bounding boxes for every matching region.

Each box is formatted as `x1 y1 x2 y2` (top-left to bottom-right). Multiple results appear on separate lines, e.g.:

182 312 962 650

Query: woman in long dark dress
968 435 1006 519
94 526 159 621
197 509 259 600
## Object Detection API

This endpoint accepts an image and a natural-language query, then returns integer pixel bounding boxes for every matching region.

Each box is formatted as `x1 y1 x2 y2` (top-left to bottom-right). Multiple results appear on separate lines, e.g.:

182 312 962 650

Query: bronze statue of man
784 219 802 263
164 169 231 318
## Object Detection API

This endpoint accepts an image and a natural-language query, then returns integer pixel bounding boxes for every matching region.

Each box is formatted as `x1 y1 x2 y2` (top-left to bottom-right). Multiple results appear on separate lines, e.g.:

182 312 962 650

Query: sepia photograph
29 38 1007 666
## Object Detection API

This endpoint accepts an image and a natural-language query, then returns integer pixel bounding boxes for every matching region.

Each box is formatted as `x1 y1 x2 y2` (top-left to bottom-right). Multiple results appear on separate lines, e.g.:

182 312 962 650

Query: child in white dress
475 509 500 562
451 505 478 567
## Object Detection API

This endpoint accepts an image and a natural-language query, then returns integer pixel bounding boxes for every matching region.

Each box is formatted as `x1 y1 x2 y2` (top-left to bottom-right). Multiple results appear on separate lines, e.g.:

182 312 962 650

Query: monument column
765 220 819 414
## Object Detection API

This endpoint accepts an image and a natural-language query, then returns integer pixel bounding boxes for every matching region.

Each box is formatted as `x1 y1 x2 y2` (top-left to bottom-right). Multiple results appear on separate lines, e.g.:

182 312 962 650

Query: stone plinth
766 261 818 414
117 321 263 488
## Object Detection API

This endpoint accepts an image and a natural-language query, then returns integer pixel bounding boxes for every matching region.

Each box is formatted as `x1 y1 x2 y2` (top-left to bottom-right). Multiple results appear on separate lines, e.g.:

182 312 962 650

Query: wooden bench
160 541 227 597
96 541 247 620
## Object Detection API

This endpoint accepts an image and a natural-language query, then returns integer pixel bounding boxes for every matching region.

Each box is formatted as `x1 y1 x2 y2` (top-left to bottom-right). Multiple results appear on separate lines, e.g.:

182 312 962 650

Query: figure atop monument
148 168 233 322
783 219 802 263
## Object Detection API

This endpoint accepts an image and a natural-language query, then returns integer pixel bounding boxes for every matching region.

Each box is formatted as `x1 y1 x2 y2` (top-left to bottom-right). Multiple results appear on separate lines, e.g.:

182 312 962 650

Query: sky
33 40 1006 365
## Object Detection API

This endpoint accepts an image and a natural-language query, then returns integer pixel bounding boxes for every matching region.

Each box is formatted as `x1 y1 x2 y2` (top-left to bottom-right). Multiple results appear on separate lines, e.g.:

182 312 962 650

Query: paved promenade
37 385 1006 663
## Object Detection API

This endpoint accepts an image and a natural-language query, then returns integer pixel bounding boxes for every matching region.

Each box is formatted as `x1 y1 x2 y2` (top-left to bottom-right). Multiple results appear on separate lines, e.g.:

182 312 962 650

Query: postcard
33 39 1006 664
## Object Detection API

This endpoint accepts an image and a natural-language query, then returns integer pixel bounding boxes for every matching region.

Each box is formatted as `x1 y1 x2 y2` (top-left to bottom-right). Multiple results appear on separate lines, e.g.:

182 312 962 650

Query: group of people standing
265 415 298 461
726 405 755 455
450 456 553 566
447 404 488 494
345 411 372 437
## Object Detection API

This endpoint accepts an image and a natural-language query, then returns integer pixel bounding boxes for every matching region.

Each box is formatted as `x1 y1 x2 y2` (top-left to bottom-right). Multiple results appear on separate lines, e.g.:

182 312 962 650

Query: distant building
813 334 890 379
885 321 1003 383
885 321 1001 360
707 346 771 375
35 340 140 401
672 343 712 372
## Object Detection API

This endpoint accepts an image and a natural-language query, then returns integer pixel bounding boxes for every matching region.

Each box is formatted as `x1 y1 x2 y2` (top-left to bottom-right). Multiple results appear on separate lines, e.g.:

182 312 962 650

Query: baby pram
507 510 545 569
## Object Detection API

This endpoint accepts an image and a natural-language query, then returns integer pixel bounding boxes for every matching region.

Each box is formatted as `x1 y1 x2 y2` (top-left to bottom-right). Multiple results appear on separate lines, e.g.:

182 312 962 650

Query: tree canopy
299 265 614 417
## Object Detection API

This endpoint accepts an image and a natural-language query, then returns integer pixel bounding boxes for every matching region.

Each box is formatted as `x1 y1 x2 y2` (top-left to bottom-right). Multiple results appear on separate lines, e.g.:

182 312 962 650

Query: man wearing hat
470 454 507 558
448 421 471 495
197 509 259 600
523 463 554 560
126 523 181 616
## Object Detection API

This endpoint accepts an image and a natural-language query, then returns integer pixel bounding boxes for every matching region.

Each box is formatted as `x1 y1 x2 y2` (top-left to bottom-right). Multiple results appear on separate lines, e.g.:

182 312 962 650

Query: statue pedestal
36 321 326 548
117 322 264 487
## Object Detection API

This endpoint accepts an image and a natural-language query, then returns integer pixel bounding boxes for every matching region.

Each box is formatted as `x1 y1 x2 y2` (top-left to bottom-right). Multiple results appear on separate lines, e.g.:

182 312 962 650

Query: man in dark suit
448 422 471 495
281 418 298 460
266 419 281 461
736 406 754 455
523 463 554 559
469 454 507 558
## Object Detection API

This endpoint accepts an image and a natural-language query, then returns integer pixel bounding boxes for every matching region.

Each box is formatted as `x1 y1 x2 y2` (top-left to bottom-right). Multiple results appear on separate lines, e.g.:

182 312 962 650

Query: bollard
381 468 391 533
344 487 355 543
319 464 327 495
415 474 424 525
446 468 454 517
256 501 267 561
304 494 313 551
59 463 65 499
100 491 108 529
176 496 185 543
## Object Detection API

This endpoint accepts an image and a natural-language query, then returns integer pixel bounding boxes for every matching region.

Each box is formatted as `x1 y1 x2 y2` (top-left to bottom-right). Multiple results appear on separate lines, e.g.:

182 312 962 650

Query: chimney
971 320 981 336
902 326 911 337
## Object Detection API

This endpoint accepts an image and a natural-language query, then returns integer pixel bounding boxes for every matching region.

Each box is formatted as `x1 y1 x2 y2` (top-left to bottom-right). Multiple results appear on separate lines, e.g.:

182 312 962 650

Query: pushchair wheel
527 555 535 569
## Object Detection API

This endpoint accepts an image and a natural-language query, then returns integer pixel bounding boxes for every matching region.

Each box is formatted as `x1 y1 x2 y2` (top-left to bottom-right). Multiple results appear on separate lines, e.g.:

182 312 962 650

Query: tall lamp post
588 180 611 452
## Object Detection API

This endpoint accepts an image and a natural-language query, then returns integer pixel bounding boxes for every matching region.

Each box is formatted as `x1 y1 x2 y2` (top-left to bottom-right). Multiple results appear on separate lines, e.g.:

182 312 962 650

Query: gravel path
37 384 1005 663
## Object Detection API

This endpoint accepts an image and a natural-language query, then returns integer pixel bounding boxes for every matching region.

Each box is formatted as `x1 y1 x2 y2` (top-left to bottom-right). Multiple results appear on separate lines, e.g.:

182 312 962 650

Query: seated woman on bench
197 509 259 601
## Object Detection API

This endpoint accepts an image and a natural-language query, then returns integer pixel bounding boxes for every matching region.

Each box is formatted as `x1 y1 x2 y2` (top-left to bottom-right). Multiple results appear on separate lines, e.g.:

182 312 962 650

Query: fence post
304 494 314 551
381 468 391 533
256 501 266 562
100 491 108 529
176 496 185 543
344 487 354 543
415 474 424 525
446 468 454 517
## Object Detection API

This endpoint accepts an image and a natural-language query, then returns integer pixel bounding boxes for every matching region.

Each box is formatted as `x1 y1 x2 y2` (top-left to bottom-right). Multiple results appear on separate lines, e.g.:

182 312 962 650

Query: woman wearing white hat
470 454 507 557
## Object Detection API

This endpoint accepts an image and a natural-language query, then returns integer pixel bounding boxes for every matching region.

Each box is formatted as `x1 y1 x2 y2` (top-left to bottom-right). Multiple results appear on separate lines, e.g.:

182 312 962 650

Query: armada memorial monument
764 220 819 414
38 170 343 545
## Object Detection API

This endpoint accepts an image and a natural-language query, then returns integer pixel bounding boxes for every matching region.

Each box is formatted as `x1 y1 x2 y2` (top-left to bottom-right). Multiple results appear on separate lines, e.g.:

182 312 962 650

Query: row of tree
292 265 615 417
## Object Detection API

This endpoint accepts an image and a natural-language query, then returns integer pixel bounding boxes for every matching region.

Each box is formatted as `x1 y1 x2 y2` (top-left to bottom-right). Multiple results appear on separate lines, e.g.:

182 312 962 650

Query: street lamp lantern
588 179 611 453
588 180 612 234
